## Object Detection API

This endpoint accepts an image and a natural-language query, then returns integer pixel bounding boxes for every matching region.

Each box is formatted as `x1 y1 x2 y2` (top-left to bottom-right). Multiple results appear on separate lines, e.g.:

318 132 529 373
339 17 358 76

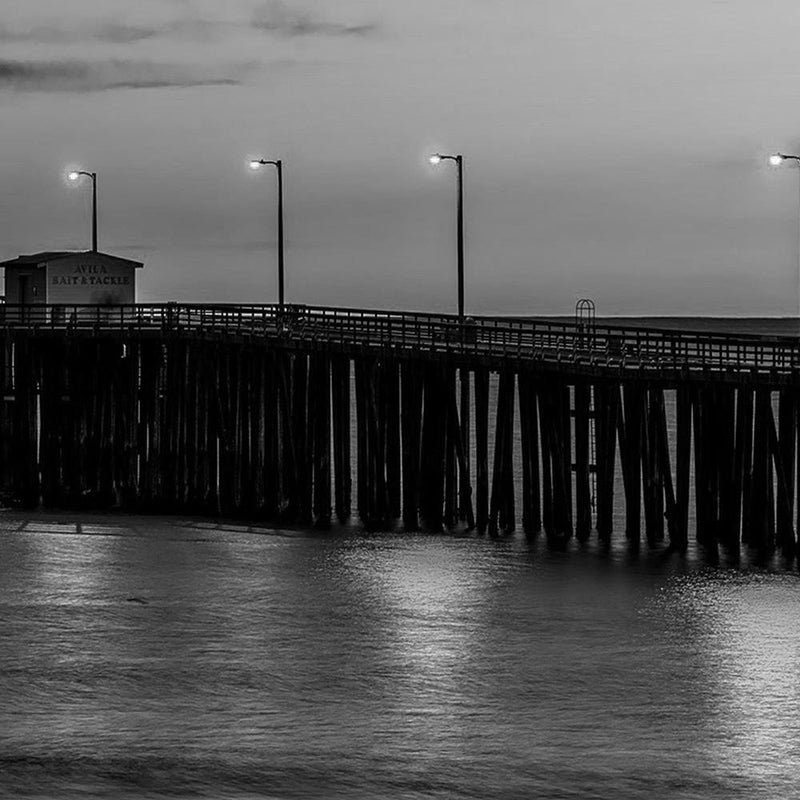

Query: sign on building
0 251 143 305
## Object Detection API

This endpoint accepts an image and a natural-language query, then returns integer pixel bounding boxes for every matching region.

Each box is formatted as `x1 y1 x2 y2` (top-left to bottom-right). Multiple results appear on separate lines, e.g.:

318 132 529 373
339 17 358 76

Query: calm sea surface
3 318 800 799
2 514 800 800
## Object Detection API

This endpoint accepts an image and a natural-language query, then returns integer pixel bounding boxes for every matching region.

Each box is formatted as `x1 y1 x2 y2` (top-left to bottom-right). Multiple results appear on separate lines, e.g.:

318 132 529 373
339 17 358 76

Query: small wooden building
0 250 143 306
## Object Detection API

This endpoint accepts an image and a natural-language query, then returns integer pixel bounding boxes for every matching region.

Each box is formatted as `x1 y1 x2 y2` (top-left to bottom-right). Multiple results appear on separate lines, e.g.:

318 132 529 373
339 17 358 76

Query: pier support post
459 368 474 528
474 368 490 534
777 388 797 559
574 381 592 542
310 355 332 527
330 357 351 523
594 382 619 544
620 384 643 546
400 361 423 531
518 371 541 537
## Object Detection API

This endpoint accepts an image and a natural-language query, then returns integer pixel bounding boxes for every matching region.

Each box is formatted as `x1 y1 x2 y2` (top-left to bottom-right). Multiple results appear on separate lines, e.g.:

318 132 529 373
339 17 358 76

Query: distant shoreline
512 316 800 336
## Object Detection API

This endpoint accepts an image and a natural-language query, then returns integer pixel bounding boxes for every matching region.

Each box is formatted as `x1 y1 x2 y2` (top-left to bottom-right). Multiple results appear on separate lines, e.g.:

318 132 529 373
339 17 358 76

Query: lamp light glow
429 154 442 165
68 171 80 181
249 160 263 170
770 154 785 167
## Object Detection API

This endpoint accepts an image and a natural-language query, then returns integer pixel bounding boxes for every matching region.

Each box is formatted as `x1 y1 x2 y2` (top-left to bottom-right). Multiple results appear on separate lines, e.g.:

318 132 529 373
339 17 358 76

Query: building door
18 274 30 304
17 274 31 322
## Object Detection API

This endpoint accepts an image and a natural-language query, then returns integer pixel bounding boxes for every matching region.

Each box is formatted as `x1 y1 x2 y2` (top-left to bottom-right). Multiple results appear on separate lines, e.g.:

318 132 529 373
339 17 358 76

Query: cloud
0 59 250 92
94 23 162 44
252 1 377 37
0 23 160 44
0 17 239 45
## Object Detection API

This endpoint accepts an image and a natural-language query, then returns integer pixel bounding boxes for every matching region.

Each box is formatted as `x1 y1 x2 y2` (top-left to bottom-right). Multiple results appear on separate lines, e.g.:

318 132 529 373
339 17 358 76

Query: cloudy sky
2 0 800 315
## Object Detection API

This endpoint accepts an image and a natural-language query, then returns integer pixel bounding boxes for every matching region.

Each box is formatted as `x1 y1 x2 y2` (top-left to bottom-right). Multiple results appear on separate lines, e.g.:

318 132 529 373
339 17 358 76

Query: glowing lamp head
429 154 442 165
249 160 263 170
68 171 80 181
769 154 784 167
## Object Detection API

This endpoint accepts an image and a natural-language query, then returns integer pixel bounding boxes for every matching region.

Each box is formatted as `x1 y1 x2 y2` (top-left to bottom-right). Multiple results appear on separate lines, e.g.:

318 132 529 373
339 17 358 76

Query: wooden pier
2 302 800 557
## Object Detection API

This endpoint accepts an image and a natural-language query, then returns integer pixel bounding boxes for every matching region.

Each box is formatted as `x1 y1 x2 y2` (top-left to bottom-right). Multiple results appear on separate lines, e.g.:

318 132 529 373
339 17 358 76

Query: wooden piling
354 358 370 526
734 386 754 552
292 353 312 523
474 368 490 534
749 389 772 551
776 388 796 558
446 372 474 530
555 382 573 541
539 382 572 547
331 356 352 523
310 354 332 527
574 381 592 542
539 383 555 543
277 351 297 518
400 361 423 531
384 360 402 520
714 386 737 550
489 370 515 536
692 386 712 547
619 384 642 545
458 368 474 528
444 368 458 530
518 371 542 537
655 388 676 545
420 364 447 530
641 387 664 546
594 382 619 544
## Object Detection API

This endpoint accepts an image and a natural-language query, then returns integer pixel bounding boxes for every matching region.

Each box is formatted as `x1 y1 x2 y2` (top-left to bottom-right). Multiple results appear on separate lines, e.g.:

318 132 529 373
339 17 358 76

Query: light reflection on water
645 572 800 793
1 517 800 799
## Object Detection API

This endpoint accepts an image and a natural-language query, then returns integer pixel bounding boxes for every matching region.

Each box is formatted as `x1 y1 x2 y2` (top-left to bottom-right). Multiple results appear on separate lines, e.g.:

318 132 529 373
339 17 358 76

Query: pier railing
1 302 799 374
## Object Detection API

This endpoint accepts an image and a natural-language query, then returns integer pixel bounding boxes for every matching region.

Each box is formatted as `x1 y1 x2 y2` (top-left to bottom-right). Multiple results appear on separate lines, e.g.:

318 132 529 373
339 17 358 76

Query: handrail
0 303 798 374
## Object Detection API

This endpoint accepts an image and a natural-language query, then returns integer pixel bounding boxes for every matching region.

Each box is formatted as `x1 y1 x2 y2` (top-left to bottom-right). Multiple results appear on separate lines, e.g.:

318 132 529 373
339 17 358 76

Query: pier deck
1 303 798 557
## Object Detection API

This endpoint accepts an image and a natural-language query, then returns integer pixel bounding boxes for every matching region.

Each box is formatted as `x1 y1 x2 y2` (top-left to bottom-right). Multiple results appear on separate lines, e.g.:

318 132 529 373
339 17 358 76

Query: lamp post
67 170 98 252
429 153 465 322
769 152 800 319
249 158 285 308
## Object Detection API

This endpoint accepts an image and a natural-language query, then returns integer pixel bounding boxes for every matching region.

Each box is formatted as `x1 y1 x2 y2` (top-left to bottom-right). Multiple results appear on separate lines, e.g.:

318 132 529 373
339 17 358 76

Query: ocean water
3 317 800 799
2 515 800 800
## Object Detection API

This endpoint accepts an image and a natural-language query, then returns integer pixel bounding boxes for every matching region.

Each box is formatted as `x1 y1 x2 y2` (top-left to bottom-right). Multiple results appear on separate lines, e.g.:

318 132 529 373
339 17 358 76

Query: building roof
0 251 143 269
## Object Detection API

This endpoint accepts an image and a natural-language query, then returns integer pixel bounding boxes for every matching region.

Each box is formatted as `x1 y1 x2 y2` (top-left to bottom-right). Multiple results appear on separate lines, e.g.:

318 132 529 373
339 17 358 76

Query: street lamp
429 153 465 322
67 169 98 252
769 152 800 318
249 158 285 308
